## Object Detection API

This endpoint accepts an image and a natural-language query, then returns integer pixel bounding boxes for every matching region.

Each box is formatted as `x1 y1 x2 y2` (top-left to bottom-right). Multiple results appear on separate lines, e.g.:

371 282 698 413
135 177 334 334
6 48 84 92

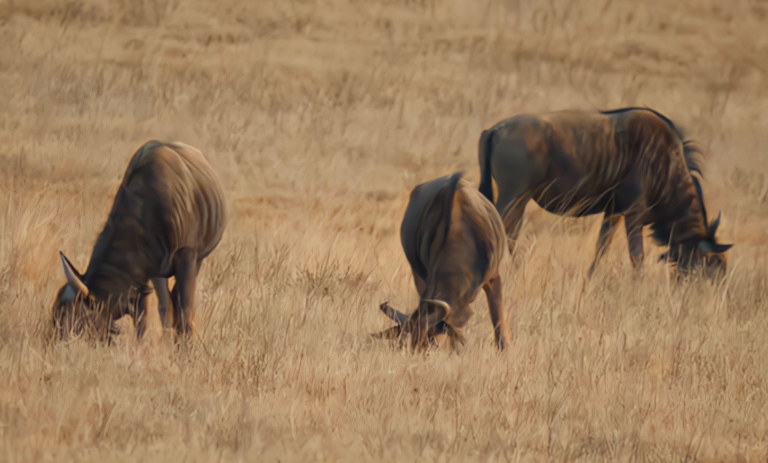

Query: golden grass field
1 0 768 461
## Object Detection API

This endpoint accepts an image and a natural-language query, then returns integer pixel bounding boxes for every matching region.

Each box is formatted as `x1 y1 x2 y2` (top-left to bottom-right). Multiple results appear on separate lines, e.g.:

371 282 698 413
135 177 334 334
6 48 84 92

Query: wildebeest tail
478 129 495 202
441 172 464 246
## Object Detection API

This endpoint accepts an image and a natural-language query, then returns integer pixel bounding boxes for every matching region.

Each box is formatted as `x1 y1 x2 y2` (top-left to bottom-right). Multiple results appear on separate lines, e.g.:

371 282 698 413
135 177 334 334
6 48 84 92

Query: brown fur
375 172 509 350
478 107 732 278
52 141 228 341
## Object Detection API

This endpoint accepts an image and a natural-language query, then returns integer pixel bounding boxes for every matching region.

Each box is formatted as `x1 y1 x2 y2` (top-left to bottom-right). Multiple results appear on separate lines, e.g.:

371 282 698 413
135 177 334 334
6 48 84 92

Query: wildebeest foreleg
411 271 427 298
135 284 154 340
484 277 508 350
501 194 531 255
152 277 173 329
624 211 645 271
171 248 199 336
588 214 621 278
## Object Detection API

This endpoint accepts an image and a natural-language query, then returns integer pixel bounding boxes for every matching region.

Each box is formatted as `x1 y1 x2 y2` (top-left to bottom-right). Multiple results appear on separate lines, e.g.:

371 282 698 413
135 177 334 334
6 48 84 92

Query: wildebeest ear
709 211 722 237
420 299 451 327
379 302 408 325
60 252 89 296
698 240 733 254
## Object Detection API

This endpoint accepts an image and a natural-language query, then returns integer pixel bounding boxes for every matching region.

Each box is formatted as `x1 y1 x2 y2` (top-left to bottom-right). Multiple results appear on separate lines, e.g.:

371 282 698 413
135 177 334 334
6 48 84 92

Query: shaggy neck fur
611 108 709 249
83 189 152 304
647 167 709 248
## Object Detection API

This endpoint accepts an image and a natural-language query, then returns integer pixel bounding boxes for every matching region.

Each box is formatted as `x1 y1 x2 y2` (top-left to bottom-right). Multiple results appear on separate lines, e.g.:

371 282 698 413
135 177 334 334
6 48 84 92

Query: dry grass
1 0 767 461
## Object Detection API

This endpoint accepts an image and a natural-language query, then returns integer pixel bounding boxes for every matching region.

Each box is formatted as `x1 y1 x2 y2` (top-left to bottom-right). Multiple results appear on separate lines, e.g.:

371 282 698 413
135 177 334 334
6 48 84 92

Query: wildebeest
375 172 509 350
478 107 732 279
52 140 227 340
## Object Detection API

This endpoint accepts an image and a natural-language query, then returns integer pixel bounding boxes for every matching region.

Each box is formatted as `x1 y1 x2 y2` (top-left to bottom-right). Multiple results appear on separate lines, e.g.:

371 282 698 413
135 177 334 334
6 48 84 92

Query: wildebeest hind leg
171 248 199 337
588 214 621 278
484 277 509 350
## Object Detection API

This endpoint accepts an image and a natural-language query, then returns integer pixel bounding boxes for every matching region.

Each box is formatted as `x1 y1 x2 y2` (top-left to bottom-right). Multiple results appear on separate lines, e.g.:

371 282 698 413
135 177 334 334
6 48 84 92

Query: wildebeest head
661 177 733 280
51 252 122 341
374 300 466 350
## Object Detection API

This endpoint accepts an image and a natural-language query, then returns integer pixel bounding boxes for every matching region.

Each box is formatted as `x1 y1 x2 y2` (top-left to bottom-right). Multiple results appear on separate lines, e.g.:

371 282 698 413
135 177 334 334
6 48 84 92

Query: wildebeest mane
691 175 709 229
601 107 710 247
645 152 709 248
83 142 163 297
601 107 703 176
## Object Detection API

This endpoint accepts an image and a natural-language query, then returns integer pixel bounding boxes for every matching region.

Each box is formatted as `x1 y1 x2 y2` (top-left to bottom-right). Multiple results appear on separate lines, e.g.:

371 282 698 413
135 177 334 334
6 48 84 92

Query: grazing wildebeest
375 172 509 350
478 107 732 279
52 140 227 341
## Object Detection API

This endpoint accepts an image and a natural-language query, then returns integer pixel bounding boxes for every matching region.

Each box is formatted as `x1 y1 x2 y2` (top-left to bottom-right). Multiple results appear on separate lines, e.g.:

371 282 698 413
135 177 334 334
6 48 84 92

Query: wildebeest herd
52 107 733 350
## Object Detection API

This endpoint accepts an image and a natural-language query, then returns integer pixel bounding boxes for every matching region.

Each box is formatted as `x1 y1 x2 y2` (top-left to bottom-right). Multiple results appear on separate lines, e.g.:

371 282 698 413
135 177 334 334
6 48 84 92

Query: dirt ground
1 0 767 461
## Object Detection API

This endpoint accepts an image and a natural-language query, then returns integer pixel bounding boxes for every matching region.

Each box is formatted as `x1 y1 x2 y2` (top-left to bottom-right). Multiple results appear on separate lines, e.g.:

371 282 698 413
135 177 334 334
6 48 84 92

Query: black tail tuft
478 129 496 202
442 172 464 246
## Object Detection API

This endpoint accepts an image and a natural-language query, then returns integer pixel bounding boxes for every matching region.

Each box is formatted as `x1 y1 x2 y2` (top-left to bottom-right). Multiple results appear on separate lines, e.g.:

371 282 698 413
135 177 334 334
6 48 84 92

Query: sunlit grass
0 0 766 461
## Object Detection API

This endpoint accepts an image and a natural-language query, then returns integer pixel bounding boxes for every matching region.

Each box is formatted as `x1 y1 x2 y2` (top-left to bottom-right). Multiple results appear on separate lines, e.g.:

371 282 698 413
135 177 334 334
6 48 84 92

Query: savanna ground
1 0 767 461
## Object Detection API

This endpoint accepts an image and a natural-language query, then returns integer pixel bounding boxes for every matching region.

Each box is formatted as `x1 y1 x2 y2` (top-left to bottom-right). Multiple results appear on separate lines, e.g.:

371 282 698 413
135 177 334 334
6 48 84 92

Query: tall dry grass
1 0 767 461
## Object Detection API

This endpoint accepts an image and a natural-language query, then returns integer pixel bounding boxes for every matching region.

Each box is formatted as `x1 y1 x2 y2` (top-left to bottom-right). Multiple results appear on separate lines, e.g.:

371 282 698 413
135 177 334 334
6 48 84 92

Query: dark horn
379 302 409 325
709 211 722 237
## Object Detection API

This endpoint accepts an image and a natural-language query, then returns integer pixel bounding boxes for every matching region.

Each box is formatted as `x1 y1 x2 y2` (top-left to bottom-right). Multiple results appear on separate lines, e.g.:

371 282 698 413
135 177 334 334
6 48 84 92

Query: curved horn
700 241 732 253
379 302 408 325
709 211 722 237
421 299 452 314
60 252 89 296
713 243 733 253
420 299 452 327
